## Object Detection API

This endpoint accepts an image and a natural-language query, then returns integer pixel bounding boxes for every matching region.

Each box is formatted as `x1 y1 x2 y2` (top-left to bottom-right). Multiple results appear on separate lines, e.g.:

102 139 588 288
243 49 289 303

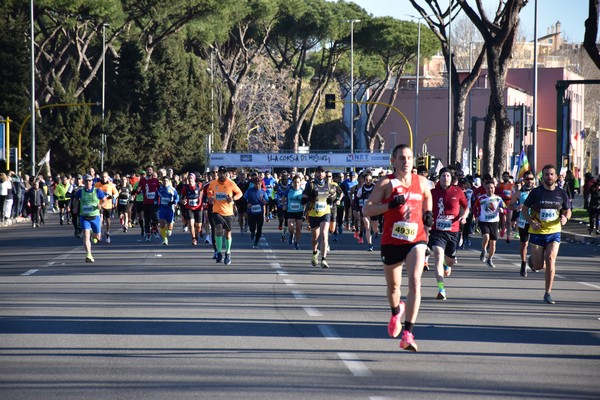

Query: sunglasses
326 175 332 178
525 177 534 181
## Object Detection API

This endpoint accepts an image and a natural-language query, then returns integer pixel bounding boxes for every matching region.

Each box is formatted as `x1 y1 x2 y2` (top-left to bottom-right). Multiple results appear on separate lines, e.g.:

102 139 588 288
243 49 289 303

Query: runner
180 173 204 245
244 171 269 248
95 171 119 243
302 166 337 268
73 174 107 263
139 166 160 242
473 180 506 268
131 171 146 237
521 164 571 304
497 171 515 243
341 171 358 231
508 170 536 277
275 171 291 241
70 175 84 238
157 176 179 245
263 170 276 222
362 144 433 352
54 176 73 225
428 168 468 300
284 174 305 250
325 171 343 244
206 166 243 265
116 177 133 232
235 171 250 235
356 171 378 251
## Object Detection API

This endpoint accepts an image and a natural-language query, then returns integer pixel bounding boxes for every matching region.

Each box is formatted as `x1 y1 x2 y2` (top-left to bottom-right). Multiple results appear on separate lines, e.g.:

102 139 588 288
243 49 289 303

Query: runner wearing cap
157 176 179 245
206 166 243 265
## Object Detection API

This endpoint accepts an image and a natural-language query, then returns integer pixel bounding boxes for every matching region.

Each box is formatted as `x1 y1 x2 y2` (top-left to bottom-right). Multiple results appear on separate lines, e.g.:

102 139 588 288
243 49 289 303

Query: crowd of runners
3 144 585 351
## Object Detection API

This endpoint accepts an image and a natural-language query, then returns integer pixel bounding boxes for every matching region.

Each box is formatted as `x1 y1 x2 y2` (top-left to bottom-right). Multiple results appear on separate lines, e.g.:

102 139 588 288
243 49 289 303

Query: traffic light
325 94 336 109
416 156 426 168
471 157 479 174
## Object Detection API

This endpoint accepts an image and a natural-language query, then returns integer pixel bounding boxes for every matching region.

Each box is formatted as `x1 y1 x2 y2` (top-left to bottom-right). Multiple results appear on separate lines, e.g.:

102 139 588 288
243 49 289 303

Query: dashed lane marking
338 352 372 376
318 324 340 340
303 306 323 317
21 269 39 276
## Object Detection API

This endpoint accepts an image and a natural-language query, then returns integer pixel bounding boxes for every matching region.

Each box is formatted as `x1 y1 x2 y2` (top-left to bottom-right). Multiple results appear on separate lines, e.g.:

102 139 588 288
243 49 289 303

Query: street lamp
345 19 361 155
30 0 36 176
447 0 453 166
101 23 109 171
208 50 214 158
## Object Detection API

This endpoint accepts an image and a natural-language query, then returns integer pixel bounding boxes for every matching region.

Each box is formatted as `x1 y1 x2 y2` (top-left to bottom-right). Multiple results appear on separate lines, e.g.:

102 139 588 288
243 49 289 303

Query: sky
347 0 589 44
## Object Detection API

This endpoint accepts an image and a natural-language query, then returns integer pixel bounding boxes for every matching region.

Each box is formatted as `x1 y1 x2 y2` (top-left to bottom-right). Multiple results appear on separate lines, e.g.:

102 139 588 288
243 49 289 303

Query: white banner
210 152 391 168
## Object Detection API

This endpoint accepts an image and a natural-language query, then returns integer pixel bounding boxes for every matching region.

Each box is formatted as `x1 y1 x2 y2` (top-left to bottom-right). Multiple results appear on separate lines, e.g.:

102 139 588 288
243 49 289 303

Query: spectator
583 172 596 209
588 180 600 235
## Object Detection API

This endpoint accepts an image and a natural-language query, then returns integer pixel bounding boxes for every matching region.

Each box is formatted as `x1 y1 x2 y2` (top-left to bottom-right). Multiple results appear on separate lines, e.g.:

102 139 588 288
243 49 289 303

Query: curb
562 230 600 245
0 217 30 228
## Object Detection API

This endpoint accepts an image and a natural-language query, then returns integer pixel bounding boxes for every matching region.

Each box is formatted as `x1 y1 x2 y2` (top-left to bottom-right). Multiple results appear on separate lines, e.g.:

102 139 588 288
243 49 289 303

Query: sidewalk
563 218 600 245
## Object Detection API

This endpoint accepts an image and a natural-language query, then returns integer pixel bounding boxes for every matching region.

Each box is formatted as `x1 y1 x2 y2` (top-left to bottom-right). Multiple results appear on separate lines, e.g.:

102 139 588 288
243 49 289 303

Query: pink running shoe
358 237 364 244
399 330 418 352
387 301 405 338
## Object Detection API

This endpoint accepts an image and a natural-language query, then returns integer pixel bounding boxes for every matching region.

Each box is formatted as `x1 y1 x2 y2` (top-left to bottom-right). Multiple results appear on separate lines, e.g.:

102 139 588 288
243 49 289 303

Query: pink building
372 67 584 175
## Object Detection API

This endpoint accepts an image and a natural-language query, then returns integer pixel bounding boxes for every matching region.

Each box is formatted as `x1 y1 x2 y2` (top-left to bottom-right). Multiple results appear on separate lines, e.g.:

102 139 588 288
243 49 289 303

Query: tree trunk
482 104 495 176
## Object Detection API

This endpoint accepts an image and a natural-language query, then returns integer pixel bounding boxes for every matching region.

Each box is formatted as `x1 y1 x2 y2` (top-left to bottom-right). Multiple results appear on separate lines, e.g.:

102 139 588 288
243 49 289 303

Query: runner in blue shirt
157 176 179 245
245 171 270 248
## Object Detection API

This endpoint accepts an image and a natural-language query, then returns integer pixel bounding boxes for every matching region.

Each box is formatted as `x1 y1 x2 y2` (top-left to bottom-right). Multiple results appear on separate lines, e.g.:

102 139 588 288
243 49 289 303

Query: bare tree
457 0 528 177
584 0 600 70
409 0 486 165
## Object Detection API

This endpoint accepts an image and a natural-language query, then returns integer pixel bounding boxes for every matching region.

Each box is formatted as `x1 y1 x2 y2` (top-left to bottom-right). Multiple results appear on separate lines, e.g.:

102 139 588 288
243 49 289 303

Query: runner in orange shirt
95 171 119 243
206 166 243 265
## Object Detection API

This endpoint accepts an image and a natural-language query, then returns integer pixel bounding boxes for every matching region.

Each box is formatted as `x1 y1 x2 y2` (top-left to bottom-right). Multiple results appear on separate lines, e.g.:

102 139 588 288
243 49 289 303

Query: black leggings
589 209 600 231
248 213 264 243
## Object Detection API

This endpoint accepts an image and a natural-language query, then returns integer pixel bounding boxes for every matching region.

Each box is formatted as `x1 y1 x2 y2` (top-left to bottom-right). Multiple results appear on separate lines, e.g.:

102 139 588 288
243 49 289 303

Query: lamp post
346 19 361 155
532 0 538 173
30 0 36 176
101 23 109 171
447 0 453 166
209 50 214 158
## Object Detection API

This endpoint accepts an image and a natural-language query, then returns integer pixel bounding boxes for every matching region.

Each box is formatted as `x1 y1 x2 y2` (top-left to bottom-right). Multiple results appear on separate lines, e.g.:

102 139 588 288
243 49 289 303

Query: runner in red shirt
428 168 469 300
139 166 160 242
363 144 433 352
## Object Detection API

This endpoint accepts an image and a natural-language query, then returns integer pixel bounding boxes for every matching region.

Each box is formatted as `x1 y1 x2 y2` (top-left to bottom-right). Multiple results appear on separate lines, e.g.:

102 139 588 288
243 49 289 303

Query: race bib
289 203 302 212
82 205 95 214
314 201 327 212
503 189 512 198
160 197 171 205
188 198 198 206
146 191 156 200
391 221 418 241
539 208 558 222
118 198 129 205
250 204 262 213
215 192 227 201
435 218 453 231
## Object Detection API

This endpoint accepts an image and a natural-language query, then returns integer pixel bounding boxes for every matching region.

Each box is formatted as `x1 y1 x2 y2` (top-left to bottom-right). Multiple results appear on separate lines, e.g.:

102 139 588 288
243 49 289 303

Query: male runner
74 174 107 262
508 170 536 277
207 166 243 265
157 176 179 245
95 171 119 243
363 144 433 352
522 165 571 304
473 180 506 268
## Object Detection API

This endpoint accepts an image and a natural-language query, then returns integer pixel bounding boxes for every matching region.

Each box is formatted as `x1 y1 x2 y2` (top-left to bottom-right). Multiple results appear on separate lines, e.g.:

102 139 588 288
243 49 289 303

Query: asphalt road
0 214 599 400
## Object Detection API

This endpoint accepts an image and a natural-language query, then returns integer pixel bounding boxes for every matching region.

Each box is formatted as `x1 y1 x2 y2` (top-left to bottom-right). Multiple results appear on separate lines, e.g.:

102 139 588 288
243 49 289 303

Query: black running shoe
520 261 527 277
544 293 555 304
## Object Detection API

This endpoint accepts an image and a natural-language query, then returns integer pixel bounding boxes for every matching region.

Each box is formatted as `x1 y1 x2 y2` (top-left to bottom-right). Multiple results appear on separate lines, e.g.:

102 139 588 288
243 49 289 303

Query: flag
517 149 530 180
37 149 50 166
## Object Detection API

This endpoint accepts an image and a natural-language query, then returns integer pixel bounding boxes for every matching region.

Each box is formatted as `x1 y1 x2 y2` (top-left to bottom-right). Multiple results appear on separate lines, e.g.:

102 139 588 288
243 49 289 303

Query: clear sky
347 0 589 44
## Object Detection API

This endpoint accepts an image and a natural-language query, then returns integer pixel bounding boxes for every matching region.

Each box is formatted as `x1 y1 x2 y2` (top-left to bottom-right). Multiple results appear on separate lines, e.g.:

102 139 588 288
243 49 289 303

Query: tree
457 0 528 177
353 16 440 151
409 0 486 166
584 0 600 70
266 0 367 151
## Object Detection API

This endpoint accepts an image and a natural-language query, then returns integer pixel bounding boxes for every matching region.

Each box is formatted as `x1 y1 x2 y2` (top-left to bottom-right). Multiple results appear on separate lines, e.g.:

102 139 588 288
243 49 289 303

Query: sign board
0 123 5 161
210 152 391 168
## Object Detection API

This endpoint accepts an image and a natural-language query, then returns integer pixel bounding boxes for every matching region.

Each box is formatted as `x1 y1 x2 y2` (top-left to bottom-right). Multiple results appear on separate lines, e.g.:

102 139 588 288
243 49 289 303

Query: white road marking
303 306 323 317
276 270 288 276
283 278 295 286
47 261 55 266
338 352 372 376
318 324 340 340
292 291 306 299
21 269 38 276
579 281 600 290
270 262 281 269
